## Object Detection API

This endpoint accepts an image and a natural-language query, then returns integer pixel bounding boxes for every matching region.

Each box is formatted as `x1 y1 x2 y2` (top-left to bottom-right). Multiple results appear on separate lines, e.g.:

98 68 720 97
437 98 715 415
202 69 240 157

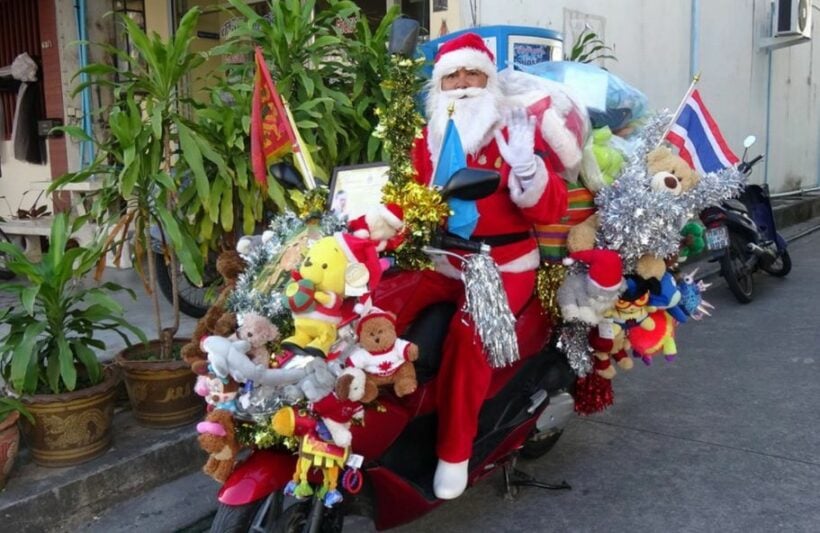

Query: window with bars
0 0 42 140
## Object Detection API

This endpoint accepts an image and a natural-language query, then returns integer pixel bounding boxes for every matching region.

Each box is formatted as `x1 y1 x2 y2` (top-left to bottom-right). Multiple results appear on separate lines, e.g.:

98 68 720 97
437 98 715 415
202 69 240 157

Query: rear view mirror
389 18 420 56
269 162 303 190
440 168 500 200
743 135 757 149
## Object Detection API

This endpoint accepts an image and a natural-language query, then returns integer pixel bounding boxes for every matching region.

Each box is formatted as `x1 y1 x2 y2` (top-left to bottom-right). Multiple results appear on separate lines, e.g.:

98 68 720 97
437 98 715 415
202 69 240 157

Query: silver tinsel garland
461 254 520 368
228 211 347 319
557 322 593 377
594 111 747 269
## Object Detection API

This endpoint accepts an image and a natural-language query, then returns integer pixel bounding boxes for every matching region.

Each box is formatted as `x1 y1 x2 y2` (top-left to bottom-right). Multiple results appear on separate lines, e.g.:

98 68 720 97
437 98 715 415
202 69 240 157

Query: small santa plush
348 203 405 252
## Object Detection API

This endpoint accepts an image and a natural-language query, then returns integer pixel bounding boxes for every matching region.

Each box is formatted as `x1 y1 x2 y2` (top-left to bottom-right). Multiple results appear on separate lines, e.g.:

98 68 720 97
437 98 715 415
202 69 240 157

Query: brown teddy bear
228 312 280 367
347 309 418 403
646 146 701 196
196 409 241 483
182 250 247 375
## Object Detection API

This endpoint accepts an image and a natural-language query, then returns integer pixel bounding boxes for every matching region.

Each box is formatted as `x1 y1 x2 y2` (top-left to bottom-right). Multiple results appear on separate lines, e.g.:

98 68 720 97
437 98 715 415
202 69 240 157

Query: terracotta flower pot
116 339 203 428
21 367 119 467
0 411 21 489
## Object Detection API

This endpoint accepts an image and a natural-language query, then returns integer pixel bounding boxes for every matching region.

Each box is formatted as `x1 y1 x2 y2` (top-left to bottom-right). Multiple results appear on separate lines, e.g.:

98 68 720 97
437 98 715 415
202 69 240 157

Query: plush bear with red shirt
347 309 419 403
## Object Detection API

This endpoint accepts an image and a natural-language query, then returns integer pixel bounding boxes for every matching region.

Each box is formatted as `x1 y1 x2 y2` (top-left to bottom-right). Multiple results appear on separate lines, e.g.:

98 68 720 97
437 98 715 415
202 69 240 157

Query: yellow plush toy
281 233 381 356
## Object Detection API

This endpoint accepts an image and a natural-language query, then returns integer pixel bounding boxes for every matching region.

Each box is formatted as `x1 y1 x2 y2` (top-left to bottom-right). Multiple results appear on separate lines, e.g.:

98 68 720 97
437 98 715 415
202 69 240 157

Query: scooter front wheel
209 501 263 533
721 235 754 303
761 249 792 277
272 499 344 533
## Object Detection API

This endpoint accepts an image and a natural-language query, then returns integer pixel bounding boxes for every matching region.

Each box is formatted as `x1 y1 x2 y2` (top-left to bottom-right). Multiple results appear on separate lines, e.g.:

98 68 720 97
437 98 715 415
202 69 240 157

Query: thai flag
666 90 738 174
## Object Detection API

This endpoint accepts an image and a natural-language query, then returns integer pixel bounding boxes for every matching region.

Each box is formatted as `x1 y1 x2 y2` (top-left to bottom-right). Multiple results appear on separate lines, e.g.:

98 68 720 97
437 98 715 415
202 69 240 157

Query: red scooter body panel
217 449 297 505
368 466 442 530
351 395 411 459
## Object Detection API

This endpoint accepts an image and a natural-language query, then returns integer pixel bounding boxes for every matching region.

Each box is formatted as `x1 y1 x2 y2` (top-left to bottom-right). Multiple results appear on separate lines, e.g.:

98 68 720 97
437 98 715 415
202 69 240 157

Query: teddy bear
182 250 247 375
281 233 382 357
346 309 419 403
228 312 279 367
557 249 626 325
196 409 241 483
646 146 701 196
348 203 405 252
308 367 367 448
566 146 704 281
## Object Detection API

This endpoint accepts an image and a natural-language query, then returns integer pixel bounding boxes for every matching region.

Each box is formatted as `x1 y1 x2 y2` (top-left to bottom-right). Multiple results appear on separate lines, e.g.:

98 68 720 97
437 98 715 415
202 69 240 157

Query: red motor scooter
209 170 577 532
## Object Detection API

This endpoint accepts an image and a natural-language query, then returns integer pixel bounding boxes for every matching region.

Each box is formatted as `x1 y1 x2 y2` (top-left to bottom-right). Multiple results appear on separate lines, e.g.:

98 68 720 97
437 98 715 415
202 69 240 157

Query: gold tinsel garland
382 180 450 270
295 188 329 219
236 419 299 451
536 262 568 319
374 56 449 269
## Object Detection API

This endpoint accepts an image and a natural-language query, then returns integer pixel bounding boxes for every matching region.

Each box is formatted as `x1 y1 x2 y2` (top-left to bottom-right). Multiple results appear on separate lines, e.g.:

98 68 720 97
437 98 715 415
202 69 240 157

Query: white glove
494 108 537 178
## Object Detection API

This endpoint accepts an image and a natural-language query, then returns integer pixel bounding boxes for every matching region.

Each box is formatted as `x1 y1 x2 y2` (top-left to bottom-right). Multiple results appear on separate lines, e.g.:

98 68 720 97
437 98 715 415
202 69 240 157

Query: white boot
433 459 469 499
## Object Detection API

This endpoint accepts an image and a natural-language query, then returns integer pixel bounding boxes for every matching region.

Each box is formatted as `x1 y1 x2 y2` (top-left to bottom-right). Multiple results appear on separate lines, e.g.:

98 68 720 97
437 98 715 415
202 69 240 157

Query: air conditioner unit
773 0 812 38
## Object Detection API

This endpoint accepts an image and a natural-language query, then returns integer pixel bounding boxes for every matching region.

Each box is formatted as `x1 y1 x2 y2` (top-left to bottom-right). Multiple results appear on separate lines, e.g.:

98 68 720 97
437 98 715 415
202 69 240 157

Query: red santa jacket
411 126 568 275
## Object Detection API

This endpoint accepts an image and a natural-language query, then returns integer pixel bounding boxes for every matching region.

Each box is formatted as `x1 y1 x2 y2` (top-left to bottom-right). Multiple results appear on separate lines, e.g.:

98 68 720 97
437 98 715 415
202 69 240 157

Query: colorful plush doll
281 233 382 357
272 369 367 508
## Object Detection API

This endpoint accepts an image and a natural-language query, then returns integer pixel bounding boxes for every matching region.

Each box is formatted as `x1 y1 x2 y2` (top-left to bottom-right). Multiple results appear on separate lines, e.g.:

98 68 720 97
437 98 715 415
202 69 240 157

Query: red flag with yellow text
251 47 298 186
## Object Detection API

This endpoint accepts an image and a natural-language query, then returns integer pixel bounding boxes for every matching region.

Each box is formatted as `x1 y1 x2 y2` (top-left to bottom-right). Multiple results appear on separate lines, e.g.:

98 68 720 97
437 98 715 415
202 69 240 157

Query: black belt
445 231 532 247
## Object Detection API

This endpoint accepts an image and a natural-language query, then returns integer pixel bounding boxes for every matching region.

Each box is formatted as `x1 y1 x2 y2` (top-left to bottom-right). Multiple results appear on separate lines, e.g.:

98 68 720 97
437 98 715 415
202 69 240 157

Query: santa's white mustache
441 87 486 100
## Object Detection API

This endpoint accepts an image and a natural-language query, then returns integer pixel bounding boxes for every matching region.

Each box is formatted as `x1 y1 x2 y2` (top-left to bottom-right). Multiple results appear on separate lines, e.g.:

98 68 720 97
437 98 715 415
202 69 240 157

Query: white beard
427 84 505 158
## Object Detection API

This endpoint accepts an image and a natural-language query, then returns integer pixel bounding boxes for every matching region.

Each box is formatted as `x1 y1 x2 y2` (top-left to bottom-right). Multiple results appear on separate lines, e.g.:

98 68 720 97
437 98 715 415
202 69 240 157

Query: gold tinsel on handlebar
382 180 450 270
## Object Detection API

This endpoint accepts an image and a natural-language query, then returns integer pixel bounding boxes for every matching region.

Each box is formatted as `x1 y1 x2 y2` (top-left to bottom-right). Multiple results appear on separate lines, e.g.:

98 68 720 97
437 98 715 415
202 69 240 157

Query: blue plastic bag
519 61 647 132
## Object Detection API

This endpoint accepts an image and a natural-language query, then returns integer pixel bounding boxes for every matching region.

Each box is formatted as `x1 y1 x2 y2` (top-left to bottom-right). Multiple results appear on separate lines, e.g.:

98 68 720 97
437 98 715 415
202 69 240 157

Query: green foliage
0 396 33 424
565 27 617 64
58 8 215 345
212 0 399 177
0 214 146 395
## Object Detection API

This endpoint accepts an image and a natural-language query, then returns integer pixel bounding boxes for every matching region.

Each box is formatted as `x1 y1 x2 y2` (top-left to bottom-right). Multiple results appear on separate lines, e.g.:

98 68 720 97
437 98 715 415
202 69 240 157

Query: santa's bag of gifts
518 60 648 133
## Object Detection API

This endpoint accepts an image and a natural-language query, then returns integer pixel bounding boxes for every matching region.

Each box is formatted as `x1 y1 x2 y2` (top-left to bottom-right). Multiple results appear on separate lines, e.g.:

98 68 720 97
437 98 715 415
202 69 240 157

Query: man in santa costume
385 32 569 499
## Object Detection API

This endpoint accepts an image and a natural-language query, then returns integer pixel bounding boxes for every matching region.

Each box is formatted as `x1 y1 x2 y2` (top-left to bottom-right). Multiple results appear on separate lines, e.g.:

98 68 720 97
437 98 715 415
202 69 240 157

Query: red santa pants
392 268 536 463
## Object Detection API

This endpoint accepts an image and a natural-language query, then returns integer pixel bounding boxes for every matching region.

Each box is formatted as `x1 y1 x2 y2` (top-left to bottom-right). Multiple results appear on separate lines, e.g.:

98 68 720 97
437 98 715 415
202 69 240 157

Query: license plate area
705 226 729 250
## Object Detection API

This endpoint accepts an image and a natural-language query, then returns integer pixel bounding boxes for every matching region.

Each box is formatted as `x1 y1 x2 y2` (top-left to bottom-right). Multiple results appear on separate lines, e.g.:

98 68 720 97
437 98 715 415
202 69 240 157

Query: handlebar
738 154 764 175
429 232 490 254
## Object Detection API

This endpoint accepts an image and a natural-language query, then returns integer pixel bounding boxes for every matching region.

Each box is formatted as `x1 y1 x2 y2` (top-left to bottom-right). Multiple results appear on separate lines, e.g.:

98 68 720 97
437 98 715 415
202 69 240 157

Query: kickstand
503 458 571 500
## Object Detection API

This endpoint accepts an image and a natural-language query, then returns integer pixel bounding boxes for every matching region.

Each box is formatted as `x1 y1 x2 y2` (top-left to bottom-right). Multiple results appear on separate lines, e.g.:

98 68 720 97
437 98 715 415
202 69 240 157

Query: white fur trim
334 232 357 264
432 48 497 88
509 158 548 209
540 108 583 173
498 248 541 273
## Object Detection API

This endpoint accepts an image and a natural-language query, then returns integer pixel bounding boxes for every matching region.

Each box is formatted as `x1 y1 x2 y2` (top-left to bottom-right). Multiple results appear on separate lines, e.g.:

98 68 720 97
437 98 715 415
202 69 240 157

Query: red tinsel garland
574 373 614 415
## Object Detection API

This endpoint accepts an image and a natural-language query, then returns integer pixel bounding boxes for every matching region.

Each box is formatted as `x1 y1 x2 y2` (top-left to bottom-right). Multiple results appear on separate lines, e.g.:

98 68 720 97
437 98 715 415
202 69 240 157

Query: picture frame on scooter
328 162 390 221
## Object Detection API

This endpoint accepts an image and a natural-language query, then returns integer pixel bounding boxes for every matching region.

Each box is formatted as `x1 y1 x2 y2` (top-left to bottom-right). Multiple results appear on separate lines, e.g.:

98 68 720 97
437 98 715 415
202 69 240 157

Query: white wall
471 0 819 192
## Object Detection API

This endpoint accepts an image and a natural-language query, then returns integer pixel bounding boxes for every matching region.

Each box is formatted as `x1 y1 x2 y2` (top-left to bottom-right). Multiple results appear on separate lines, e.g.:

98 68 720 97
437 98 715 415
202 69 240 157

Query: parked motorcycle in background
699 136 791 303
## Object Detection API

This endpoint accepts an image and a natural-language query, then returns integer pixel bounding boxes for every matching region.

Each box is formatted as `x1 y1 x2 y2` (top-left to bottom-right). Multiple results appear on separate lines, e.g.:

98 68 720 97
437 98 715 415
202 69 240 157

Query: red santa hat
334 232 384 293
431 32 497 89
373 203 404 231
355 307 397 337
563 249 625 295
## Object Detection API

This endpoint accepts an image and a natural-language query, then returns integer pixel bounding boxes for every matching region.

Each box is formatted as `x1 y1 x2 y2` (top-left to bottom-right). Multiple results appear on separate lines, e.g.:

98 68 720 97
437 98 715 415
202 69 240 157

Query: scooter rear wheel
721 235 754 303
761 250 792 277
209 501 262 533
519 430 564 460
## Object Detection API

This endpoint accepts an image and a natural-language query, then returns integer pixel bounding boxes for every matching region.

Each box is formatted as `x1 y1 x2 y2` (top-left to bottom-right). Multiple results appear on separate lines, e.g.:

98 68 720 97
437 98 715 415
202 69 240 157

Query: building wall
436 0 819 192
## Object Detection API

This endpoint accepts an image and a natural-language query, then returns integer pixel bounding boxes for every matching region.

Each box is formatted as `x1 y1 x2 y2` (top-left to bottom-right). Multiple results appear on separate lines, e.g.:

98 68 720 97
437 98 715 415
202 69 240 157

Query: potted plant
0 396 33 488
57 8 215 427
0 213 145 466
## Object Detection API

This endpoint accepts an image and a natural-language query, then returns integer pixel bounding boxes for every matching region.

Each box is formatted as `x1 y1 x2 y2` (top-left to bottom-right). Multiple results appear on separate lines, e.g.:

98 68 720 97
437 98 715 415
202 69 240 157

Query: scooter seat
401 302 457 383
724 198 748 214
